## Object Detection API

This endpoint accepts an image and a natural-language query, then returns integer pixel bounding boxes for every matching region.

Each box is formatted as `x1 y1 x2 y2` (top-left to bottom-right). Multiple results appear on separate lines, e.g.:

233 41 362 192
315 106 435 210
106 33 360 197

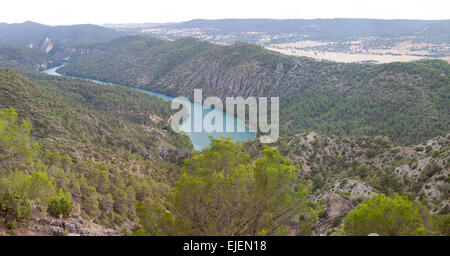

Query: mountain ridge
0 21 125 47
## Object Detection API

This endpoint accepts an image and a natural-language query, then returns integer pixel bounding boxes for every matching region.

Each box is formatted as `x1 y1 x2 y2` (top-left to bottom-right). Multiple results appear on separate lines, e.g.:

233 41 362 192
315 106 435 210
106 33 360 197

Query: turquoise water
42 65 256 150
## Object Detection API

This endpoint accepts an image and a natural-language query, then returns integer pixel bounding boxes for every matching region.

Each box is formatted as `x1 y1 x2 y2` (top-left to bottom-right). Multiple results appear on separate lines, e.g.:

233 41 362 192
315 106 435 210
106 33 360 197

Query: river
42 65 256 150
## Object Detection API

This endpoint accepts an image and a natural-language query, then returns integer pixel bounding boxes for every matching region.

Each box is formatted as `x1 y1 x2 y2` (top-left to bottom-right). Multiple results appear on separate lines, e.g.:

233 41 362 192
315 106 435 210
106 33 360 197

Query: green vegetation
48 189 73 218
0 189 33 229
0 46 48 71
135 137 311 235
245 131 449 232
344 194 426 236
59 36 450 145
0 21 123 47
280 59 450 145
0 109 50 228
57 36 215 90
0 68 192 230
0 33 447 236
0 108 38 171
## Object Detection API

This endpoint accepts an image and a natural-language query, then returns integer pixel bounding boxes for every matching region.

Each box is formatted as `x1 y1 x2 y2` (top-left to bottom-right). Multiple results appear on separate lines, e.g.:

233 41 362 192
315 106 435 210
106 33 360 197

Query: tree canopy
344 194 426 236
136 137 311 236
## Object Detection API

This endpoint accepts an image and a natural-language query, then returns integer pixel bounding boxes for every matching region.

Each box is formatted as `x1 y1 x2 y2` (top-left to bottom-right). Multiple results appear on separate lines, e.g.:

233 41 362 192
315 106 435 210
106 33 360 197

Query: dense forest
0 68 191 233
0 46 48 71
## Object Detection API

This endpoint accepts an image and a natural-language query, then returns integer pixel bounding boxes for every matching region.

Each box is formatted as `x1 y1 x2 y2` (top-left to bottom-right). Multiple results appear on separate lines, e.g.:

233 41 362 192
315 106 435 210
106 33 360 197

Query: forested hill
58 36 450 145
0 68 191 233
0 45 49 71
0 21 127 71
0 21 125 46
4 68 192 155
243 131 450 235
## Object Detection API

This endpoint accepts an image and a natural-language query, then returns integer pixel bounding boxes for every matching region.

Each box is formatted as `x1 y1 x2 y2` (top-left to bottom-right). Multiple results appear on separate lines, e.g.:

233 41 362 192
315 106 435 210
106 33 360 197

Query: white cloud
1 0 448 25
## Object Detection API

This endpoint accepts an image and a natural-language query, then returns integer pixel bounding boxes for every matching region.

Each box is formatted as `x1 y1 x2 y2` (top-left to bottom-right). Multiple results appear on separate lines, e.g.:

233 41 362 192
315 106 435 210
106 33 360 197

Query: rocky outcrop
157 140 192 165
47 44 96 63
326 195 353 219
317 180 375 202
312 194 354 236
393 135 450 213
40 37 54 53
26 205 120 236
246 132 449 235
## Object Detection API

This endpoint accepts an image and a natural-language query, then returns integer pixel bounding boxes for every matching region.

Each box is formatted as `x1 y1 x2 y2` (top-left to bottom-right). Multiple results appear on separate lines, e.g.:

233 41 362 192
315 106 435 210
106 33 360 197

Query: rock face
23 206 120 236
28 214 120 236
316 180 375 202
326 195 353 219
312 194 354 236
47 44 98 64
40 37 54 53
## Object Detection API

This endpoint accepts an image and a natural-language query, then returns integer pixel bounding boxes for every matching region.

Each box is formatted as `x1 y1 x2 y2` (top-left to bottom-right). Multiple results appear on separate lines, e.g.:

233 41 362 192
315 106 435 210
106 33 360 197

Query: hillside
58 36 450 145
57 36 215 87
244 132 449 235
0 45 48 71
0 21 128 71
0 21 125 47
0 68 191 235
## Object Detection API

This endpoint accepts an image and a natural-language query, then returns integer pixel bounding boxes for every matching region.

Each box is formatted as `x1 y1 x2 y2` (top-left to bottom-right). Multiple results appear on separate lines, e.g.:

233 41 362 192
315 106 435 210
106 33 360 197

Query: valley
0 18 448 237
54 35 449 145
41 64 256 150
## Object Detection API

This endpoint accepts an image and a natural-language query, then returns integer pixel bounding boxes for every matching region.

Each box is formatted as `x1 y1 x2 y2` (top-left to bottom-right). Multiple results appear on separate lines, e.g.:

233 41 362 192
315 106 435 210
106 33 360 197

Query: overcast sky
1 0 449 25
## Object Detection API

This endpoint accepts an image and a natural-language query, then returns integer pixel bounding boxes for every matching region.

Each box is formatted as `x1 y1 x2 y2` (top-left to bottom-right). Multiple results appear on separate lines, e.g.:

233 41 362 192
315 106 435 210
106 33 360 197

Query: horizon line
1 17 450 27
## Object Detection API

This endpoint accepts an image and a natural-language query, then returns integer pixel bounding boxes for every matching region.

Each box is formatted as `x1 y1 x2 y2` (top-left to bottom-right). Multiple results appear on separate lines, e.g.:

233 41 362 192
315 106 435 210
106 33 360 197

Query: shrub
439 215 450 236
343 194 426 236
332 216 342 227
419 162 442 181
48 189 73 218
0 190 33 229
0 108 39 172
429 150 440 158
28 171 56 205
317 210 328 219
365 149 378 158
390 148 400 154
408 157 418 168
